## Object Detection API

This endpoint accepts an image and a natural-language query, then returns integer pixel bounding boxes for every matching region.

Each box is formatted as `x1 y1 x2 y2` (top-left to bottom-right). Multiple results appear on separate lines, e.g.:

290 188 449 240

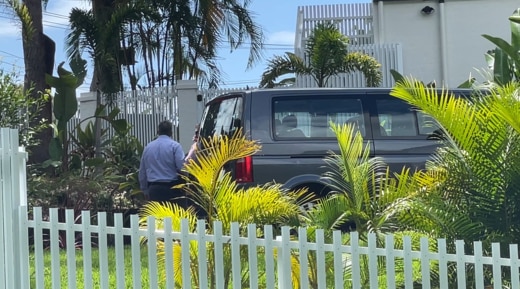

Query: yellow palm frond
181 129 261 196
139 201 198 232
215 183 302 229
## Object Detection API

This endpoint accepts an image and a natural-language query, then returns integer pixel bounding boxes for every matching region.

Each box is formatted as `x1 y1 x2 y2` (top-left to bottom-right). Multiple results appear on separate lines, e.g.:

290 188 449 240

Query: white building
294 0 518 88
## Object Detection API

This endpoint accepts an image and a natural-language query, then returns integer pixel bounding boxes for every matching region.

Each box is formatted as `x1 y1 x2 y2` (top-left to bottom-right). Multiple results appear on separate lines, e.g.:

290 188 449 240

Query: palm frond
259 52 307 88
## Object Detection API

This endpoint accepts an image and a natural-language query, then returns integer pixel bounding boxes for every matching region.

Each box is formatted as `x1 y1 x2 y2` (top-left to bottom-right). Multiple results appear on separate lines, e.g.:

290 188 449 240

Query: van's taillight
236 156 253 183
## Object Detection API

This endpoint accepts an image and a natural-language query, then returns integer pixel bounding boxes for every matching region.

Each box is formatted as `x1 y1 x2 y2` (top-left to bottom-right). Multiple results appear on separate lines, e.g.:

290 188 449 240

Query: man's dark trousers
147 180 187 208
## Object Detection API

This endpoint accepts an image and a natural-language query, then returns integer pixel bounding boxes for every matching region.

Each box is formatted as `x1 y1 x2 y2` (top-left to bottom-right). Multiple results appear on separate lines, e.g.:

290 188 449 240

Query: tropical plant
391 78 520 247
482 8 520 86
139 130 308 288
0 69 48 149
293 122 439 288
259 22 382 88
389 78 520 287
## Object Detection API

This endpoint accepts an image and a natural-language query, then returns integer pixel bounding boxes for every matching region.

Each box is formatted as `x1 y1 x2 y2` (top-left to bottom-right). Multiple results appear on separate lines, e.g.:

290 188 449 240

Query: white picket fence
18 208 520 289
3 128 520 289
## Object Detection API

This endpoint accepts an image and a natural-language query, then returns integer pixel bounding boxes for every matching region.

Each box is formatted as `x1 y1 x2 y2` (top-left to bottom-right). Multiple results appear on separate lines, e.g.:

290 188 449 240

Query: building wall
373 0 517 87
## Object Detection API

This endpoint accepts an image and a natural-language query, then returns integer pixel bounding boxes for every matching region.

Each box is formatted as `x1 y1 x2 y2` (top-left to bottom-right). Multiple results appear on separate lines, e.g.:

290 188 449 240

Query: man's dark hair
158 120 173 137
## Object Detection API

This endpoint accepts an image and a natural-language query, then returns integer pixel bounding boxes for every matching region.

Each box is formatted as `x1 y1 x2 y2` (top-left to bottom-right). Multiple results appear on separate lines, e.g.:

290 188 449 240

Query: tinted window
200 96 243 138
273 96 364 139
376 99 440 137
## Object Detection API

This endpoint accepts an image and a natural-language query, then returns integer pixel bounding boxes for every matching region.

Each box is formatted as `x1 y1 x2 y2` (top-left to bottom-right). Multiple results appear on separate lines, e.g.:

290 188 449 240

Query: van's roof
209 86 474 102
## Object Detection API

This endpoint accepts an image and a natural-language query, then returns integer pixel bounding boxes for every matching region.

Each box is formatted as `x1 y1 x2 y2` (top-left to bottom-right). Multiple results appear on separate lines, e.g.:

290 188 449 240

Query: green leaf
111 119 128 134
390 69 405 84
493 49 512 85
457 77 475 88
482 34 520 75
48 137 62 161
107 107 121 120
47 62 79 125
84 157 105 167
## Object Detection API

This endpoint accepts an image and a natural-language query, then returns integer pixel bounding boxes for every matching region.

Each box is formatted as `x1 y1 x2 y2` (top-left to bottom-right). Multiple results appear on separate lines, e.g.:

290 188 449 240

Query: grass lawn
29 245 172 289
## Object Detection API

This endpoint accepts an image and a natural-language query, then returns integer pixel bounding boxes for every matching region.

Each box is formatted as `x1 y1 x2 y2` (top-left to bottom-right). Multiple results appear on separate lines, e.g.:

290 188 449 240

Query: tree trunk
22 0 54 164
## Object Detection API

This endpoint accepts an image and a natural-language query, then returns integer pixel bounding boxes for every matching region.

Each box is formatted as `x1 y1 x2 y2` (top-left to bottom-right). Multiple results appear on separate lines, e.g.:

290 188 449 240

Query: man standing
139 120 186 204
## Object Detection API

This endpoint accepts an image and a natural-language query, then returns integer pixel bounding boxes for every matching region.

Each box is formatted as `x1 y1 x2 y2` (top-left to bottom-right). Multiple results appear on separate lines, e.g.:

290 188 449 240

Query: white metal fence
295 3 375 57
294 3 403 88
66 86 256 150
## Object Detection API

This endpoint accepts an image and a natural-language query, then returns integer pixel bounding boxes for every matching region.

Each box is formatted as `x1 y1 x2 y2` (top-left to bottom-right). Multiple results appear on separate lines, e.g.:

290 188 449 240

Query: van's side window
376 99 440 137
273 96 364 139
200 96 243 138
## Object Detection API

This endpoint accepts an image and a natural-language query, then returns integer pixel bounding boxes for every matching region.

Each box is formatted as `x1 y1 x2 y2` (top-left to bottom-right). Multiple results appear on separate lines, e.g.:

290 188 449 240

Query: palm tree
259 22 382 88
125 0 264 88
7 0 55 164
139 130 308 288
67 2 152 94
296 122 458 288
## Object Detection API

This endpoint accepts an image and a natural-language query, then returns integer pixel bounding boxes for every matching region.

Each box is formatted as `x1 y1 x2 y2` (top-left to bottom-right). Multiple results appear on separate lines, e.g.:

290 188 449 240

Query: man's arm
174 143 185 173
138 153 148 192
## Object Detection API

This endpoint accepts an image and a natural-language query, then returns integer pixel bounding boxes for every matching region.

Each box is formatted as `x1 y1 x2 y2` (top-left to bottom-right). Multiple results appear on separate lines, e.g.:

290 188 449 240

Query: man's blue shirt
139 135 185 191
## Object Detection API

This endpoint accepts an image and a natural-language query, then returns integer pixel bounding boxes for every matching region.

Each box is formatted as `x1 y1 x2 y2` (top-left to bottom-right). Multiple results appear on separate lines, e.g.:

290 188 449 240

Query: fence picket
196 220 208 289
280 226 293 289
33 207 45 289
438 238 449 289
367 233 377 289
316 229 326 289
65 209 77 289
114 213 125 289
98 212 110 289
456 240 467 288
146 217 159 288
49 208 61 289
332 230 343 289
385 234 396 289
420 237 431 289
18 205 30 289
230 222 242 289
492 243 502 289
129 214 142 289
247 223 259 289
403 236 413 288
510 244 520 289
350 231 362 288
163 217 175 289
213 221 225 289
264 225 276 289
180 218 191 289
298 227 310 289
81 210 93 289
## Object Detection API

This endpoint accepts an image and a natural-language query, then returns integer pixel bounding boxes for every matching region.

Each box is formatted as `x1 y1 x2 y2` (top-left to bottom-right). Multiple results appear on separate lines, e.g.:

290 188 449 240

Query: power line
0 50 23 59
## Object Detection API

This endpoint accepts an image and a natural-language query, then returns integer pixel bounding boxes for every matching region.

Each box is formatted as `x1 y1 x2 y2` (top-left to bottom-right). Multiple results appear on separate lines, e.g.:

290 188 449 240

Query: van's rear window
200 96 243 138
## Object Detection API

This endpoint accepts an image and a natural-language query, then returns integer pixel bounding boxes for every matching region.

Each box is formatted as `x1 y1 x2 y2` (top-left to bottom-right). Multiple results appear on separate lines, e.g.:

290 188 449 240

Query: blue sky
0 0 367 92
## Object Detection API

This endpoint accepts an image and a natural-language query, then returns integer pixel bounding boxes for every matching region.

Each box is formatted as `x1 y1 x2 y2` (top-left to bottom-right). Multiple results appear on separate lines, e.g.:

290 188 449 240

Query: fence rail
20 207 520 289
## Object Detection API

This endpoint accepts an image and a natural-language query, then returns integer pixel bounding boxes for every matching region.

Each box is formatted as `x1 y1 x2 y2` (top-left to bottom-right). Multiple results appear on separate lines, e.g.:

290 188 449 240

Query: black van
198 87 465 196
